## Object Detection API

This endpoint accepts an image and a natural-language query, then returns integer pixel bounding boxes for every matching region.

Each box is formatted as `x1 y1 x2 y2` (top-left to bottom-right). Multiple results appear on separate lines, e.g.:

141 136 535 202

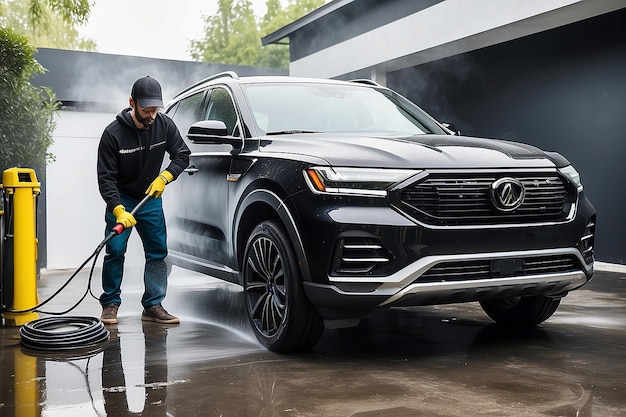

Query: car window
168 91 206 138
206 87 239 136
242 83 440 135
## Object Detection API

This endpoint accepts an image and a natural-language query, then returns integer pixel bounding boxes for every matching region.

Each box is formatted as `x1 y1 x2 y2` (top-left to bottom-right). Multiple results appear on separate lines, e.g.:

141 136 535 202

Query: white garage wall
45 110 144 270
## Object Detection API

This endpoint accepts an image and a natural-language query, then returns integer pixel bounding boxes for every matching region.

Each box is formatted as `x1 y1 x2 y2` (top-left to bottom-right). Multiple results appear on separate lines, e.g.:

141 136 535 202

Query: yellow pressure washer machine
0 167 40 326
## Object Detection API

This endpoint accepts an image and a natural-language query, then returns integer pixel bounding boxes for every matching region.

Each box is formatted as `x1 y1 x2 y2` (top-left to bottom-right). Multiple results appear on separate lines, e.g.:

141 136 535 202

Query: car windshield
242 82 444 136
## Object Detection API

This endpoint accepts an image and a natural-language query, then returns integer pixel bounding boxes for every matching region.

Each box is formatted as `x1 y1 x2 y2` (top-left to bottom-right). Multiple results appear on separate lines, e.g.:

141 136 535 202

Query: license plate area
490 258 525 277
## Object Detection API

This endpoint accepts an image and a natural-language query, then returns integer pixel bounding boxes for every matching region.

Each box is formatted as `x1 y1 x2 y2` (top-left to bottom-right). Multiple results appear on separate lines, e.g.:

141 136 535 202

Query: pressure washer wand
98 194 153 250
110 194 153 235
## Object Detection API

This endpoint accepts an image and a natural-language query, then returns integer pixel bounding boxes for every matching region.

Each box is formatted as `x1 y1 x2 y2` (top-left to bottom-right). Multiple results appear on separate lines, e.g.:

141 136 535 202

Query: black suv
163 72 596 352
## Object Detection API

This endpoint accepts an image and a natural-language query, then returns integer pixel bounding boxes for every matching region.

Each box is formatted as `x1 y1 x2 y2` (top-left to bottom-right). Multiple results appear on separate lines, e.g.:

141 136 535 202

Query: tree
0 1 92 172
1 0 90 26
0 27 57 172
0 0 95 50
189 0 326 69
189 0 260 66
256 0 291 68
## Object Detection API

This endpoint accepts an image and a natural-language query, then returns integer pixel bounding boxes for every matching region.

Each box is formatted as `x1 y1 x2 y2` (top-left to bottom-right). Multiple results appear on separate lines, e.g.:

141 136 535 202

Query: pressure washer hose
19 316 109 352
17 195 152 352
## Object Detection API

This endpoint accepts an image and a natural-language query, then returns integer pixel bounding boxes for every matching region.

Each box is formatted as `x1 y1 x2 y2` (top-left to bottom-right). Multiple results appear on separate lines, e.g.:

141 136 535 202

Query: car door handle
184 166 199 175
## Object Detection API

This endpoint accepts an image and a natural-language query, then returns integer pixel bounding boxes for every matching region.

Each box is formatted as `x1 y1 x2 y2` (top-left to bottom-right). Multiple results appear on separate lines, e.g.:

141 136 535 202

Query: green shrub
0 26 57 175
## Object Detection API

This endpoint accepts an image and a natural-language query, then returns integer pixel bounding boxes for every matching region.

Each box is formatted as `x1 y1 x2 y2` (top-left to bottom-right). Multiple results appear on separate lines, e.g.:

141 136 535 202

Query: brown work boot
141 304 180 324
100 303 120 324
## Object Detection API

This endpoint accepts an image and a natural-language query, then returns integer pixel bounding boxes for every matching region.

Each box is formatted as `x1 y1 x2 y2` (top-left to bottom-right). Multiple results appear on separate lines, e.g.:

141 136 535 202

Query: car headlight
304 167 419 197
558 165 583 191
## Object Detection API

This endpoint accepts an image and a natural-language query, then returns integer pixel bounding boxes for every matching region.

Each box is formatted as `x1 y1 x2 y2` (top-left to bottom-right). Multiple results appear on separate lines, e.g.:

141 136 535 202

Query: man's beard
134 101 155 127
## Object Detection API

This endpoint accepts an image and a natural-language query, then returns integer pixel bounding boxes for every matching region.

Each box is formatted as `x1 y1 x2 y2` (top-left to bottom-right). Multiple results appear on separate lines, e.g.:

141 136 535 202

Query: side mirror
441 122 461 136
187 120 242 147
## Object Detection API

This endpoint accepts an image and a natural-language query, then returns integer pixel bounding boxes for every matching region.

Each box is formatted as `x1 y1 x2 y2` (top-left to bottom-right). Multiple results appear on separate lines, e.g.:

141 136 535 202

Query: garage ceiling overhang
263 0 626 79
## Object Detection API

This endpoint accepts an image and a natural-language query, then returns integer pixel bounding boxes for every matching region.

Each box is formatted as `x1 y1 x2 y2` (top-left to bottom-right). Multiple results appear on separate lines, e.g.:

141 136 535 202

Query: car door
168 86 240 273
164 91 204 255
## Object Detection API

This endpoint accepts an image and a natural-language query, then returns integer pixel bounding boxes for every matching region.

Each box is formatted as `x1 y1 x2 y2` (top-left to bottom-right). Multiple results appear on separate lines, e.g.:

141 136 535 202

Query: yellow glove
112 205 137 228
145 170 174 198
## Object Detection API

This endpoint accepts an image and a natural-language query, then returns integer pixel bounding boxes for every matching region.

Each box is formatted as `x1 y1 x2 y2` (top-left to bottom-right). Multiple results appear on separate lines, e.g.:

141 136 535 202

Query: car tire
243 220 324 352
479 295 561 326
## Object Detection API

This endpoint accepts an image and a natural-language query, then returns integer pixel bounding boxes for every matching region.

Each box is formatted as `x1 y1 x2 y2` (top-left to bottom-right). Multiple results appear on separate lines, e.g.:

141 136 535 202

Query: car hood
258 133 561 169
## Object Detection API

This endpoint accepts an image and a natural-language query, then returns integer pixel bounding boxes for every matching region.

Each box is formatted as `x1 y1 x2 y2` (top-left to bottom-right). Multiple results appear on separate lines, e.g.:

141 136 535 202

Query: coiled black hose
12 195 152 353
19 316 109 351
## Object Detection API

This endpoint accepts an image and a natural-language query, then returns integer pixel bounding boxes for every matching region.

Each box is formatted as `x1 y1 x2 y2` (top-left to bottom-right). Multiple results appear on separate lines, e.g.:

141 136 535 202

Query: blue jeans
100 194 168 308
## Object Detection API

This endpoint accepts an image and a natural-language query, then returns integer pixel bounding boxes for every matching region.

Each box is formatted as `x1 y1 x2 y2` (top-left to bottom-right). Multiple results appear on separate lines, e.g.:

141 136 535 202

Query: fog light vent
332 237 390 275
580 217 595 263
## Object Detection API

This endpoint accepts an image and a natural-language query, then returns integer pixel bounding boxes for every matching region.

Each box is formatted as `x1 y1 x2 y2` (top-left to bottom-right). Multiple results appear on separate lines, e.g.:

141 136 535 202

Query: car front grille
416 255 578 284
396 173 571 226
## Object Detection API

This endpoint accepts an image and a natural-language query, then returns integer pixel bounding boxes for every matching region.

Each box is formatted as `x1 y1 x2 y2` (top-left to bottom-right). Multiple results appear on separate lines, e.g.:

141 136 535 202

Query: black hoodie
97 108 190 213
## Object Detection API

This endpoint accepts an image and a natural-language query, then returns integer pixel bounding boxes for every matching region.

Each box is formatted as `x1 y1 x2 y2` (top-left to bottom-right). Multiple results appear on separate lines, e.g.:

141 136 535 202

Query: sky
78 0 272 61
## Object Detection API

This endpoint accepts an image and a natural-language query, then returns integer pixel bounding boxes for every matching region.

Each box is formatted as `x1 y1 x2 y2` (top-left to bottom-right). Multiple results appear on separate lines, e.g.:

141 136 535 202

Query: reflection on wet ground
1 266 625 416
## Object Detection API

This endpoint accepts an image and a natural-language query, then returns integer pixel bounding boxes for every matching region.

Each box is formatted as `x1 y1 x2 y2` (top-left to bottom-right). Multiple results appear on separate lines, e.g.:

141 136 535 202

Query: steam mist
387 53 484 138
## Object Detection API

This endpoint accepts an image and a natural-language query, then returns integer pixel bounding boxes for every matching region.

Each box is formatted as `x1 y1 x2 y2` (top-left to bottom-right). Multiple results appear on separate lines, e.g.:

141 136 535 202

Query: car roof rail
350 79 382 87
172 71 240 98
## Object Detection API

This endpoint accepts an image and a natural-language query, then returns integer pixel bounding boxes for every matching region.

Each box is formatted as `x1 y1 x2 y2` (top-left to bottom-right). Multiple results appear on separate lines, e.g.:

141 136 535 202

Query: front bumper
304 247 591 320
294 190 596 321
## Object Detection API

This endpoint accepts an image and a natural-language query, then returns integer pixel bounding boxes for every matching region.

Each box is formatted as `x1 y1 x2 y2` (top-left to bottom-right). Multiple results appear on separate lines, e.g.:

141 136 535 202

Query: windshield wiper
266 130 321 135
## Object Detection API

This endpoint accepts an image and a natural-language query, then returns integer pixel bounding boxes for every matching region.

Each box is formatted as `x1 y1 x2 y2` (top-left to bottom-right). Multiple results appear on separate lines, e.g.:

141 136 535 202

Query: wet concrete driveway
1 265 625 416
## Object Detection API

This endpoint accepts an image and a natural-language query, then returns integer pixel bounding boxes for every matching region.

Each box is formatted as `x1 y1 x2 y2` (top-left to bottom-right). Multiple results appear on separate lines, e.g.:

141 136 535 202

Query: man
97 75 190 325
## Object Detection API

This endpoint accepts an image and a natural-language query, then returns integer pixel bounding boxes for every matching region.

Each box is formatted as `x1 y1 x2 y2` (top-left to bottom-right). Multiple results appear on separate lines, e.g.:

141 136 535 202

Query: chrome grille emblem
490 177 525 212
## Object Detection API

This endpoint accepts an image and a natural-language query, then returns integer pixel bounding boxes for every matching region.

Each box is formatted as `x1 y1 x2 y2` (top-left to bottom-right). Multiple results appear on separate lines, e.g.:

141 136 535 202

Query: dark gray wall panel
32 49 287 111
389 9 626 263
